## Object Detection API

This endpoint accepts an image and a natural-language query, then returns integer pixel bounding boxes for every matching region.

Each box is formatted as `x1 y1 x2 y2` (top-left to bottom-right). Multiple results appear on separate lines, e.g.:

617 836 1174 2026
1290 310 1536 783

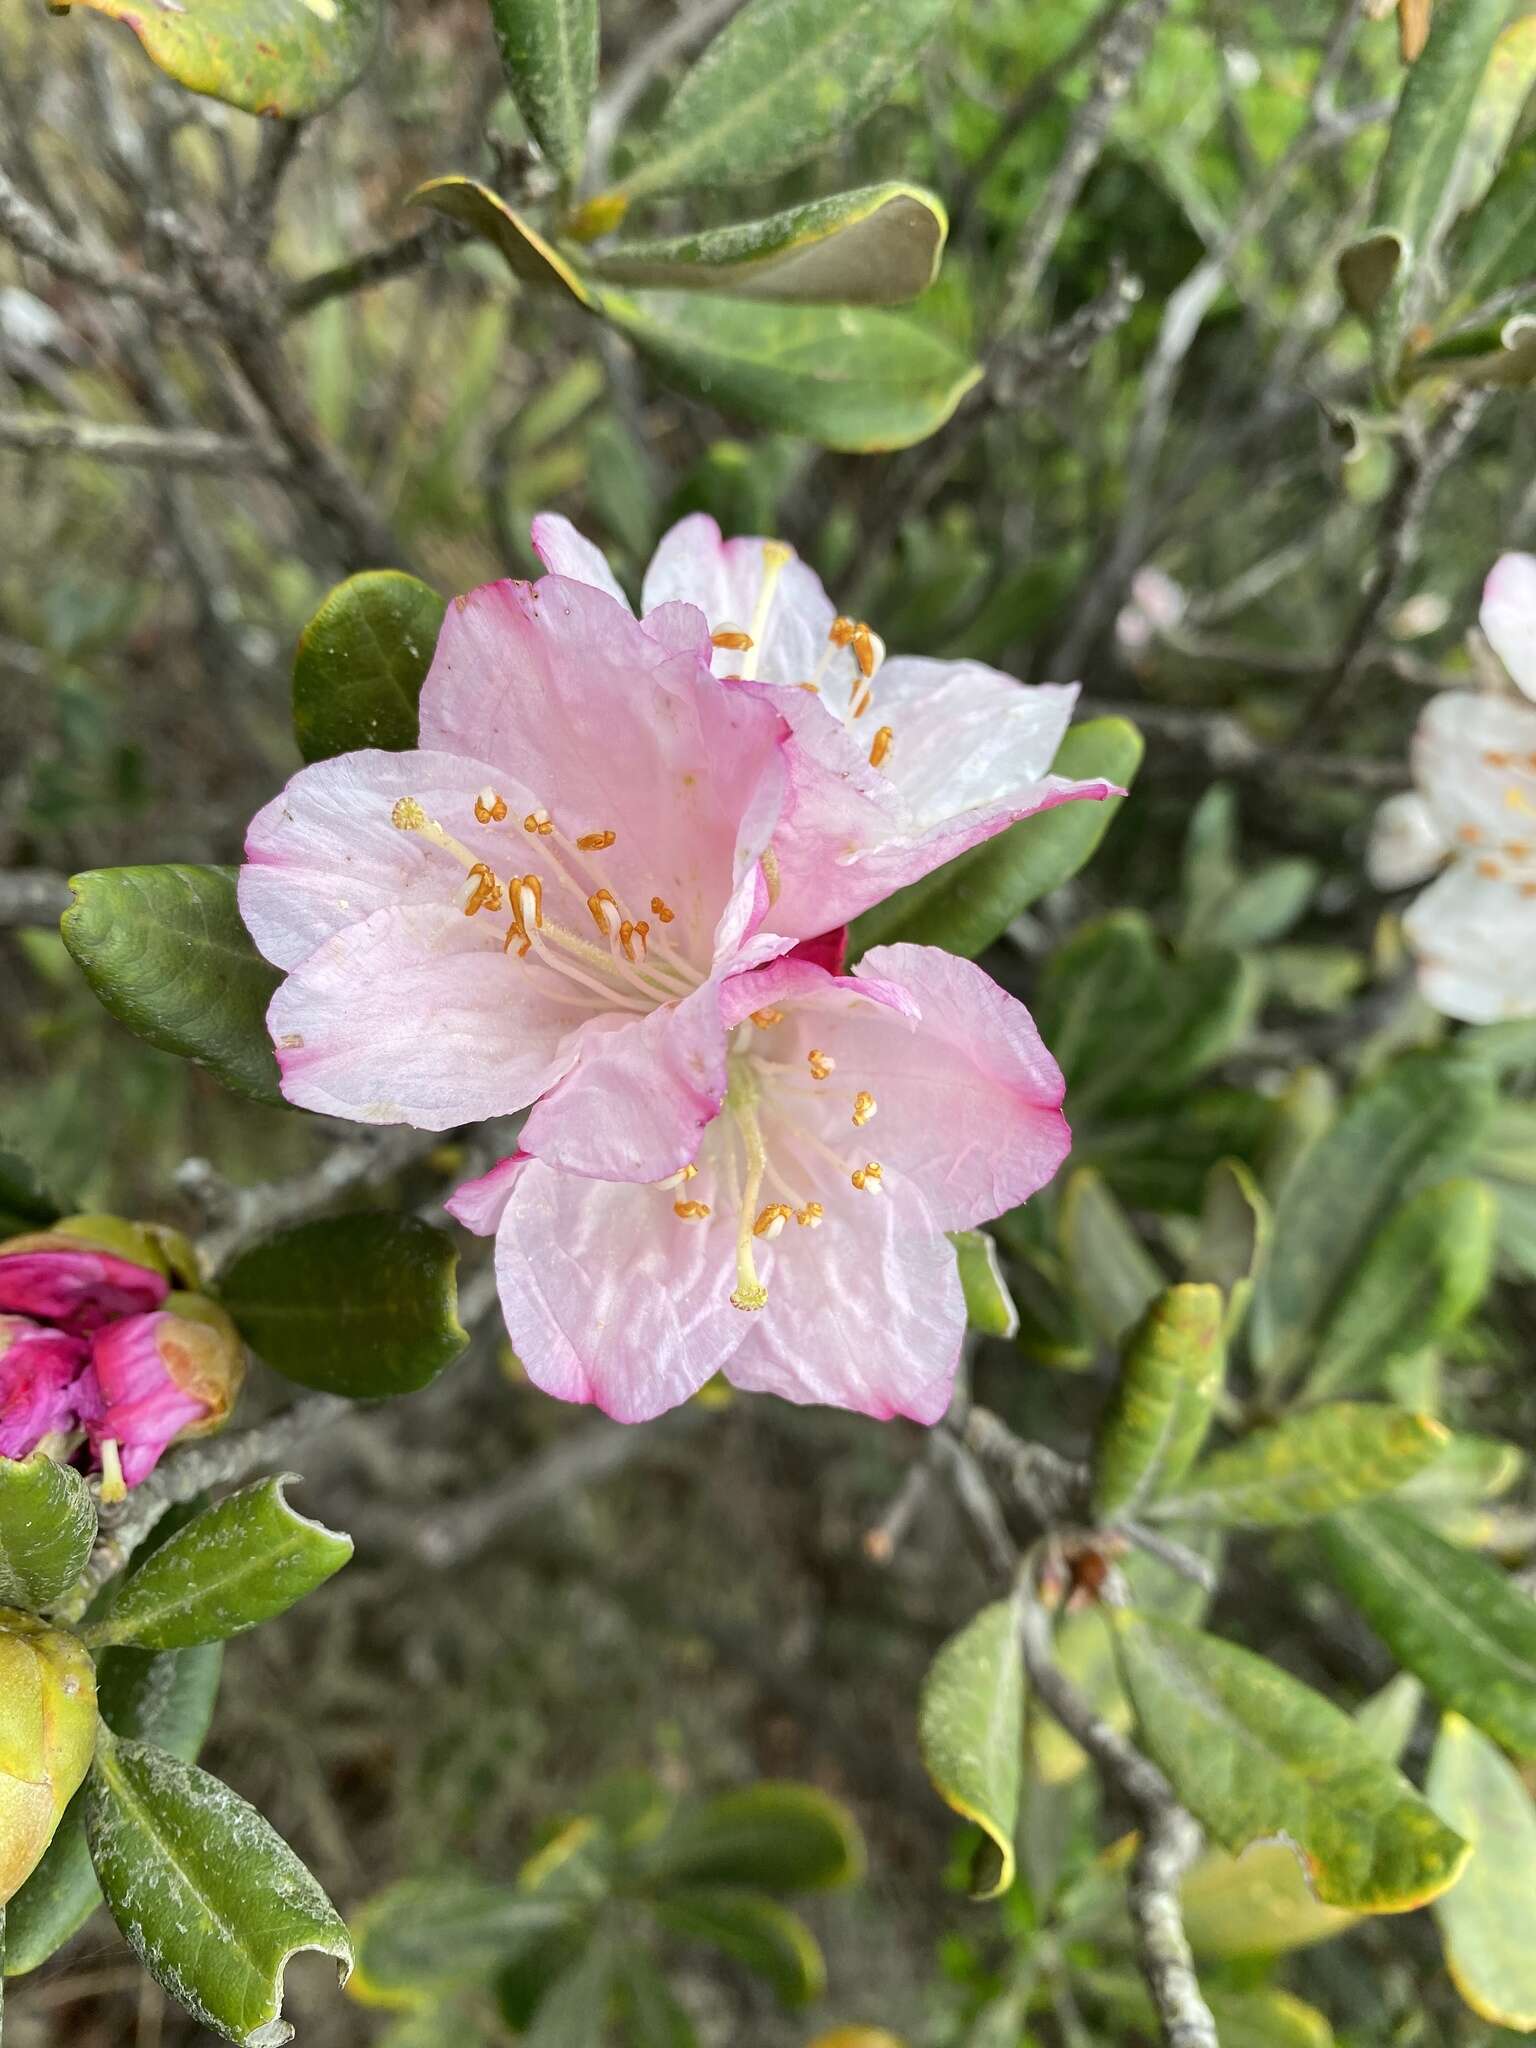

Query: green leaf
3 1641 222 1978
1100 1976 1335 2048
408 177 596 305
1248 1054 1495 1390
1337 0 1508 388
615 1945 698 2048
488 0 597 186
1427 1711 1536 2031
1059 1168 1165 1349
1151 1406 1448 1529
349 1877 570 2007
951 1230 1018 1340
639 1783 862 1893
917 1597 1024 1899
848 720 1143 958
1304 1179 1496 1401
1112 1610 1469 1912
1445 133 1536 313
293 570 446 765
1092 1285 1224 1521
1317 1502 1536 1760
652 1890 824 2006
595 289 980 453
1187 859 1318 953
0 1455 95 1609
589 185 947 305
217 1212 466 1397
61 865 283 1106
1188 1158 1270 1334
83 1477 352 1653
1396 1433 1525 1508
86 1734 351 2045
610 0 950 200
66 0 380 115
0 1144 64 1237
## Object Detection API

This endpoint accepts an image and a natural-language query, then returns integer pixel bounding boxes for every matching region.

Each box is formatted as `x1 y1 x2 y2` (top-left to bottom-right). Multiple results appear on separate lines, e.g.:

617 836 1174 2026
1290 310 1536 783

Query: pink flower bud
76 1294 245 1493
0 1317 89 1460
0 1217 170 1335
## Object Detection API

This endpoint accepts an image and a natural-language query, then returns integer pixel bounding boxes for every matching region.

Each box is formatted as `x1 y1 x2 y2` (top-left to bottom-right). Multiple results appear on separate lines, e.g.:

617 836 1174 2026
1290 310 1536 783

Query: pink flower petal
1404 862 1536 1022
241 747 523 972
79 1312 212 1489
530 513 632 611
445 1153 526 1237
1482 552 1536 702
0 1316 89 1456
267 901 583 1128
0 1246 169 1332
492 1155 747 1420
642 514 843 684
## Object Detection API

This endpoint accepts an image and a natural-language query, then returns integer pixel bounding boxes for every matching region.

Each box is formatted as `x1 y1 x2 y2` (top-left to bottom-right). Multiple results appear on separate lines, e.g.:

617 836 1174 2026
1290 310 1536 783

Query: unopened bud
0 1215 171 1333
79 1294 246 1494
0 1610 97 1905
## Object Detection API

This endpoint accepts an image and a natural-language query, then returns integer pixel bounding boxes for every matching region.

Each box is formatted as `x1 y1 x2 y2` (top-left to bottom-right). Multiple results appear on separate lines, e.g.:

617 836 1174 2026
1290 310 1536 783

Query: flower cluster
241 515 1117 1424
1369 554 1536 1022
0 1217 243 1495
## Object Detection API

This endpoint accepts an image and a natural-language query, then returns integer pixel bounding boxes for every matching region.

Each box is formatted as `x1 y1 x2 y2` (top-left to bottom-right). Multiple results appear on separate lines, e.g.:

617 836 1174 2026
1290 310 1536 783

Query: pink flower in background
532 512 1118 937
449 942 1070 1425
1369 554 1536 1021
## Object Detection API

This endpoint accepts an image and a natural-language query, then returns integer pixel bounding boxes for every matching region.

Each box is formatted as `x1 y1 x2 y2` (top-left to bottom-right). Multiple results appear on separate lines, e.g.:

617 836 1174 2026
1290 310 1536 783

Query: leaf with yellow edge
61 0 380 116
407 178 596 307
917 1597 1023 1898
1091 1284 1224 1520
1428 1712 1536 2031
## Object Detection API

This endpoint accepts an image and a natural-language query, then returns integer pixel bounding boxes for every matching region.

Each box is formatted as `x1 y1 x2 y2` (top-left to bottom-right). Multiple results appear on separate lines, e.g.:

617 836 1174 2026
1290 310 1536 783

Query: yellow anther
588 888 621 937
852 622 878 680
656 1162 699 1190
474 789 508 825
798 681 821 693
753 1204 793 1240
1487 750 1513 769
869 726 894 770
619 920 644 962
712 628 754 651
851 1162 884 1193
808 1049 835 1080
523 808 554 836
513 874 543 931
830 616 857 647
674 1199 712 1221
1506 786 1536 815
1508 841 1533 860
750 1007 784 1029
392 797 427 832
462 863 504 916
578 829 617 851
1523 881 1536 900
650 896 676 923
795 1203 824 1229
852 1091 877 1128
1476 857 1504 879
1458 824 1483 844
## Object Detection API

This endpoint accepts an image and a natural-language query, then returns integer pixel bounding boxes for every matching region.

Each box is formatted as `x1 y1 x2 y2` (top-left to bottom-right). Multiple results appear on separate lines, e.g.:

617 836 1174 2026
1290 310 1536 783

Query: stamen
392 798 486 874
99 1437 126 1505
524 808 554 836
392 797 427 832
1477 857 1504 879
852 1091 877 1127
474 788 508 824
830 616 857 648
851 1162 884 1193
462 863 504 916
1487 751 1513 769
514 875 544 931
1458 824 1483 844
588 889 621 938
712 627 754 651
750 1007 784 1029
869 726 894 770
852 623 878 680
650 896 676 923
619 919 647 963
674 1199 711 1221
808 1049 835 1080
656 1163 699 1190
578 829 617 851
739 542 794 681
796 1203 824 1228
754 1204 792 1240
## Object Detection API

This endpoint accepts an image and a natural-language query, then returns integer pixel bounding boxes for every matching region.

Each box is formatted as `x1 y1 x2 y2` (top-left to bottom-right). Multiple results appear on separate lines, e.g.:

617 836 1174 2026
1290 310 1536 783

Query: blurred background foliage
5 0 1536 2041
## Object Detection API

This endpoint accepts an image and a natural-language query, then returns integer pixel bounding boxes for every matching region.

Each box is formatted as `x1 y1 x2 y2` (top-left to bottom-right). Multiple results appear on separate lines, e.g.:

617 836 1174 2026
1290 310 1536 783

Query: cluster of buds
0 1215 243 1499
0 1609 97 1905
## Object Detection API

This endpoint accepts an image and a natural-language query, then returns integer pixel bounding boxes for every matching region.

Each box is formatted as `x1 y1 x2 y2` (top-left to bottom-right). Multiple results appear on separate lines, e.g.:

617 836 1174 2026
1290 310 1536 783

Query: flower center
391 793 705 1014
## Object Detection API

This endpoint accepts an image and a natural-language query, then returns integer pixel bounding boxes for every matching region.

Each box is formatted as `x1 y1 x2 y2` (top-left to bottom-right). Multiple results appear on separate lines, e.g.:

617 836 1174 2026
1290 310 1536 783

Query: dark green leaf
68 0 380 115
1427 1711 1536 2031
1059 1168 1165 1348
349 1877 570 2005
61 865 283 1106
652 1890 824 2005
524 1935 614 2046
589 185 947 304
293 570 446 765
1188 1158 1269 1334
1092 1285 1224 1520
1113 1610 1468 1911
217 1213 467 1397
615 1945 698 2048
917 1597 1023 1899
611 0 950 199
1318 1502 1536 1759
951 1230 1018 1339
1151 1406 1447 1528
86 1735 351 2044
0 1144 64 1236
0 1455 95 1609
640 1784 862 1893
488 0 597 186
1445 133 1536 312
83 1476 351 1652
595 289 980 453
1248 1054 1495 1390
848 720 1143 958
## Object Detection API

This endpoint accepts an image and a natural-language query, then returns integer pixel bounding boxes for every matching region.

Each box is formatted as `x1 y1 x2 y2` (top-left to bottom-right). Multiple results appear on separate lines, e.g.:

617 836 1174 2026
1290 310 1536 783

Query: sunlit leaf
951 1230 1018 1339
917 1597 1023 1898
293 571 446 764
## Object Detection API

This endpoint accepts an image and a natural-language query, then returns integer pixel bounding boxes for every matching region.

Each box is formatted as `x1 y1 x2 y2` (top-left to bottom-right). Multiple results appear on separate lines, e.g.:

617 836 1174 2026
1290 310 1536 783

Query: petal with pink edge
724 1193 962 1424
492 1155 747 1421
268 901 581 1128
445 1153 525 1237
1482 552 1536 701
240 747 523 972
641 514 849 686
530 513 632 611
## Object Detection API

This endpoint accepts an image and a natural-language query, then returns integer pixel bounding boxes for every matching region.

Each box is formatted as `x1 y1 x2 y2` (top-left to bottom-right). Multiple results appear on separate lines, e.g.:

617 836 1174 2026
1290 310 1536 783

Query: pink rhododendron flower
531 512 1118 936
1369 553 1536 1021
448 942 1070 1425
0 1238 168 1332
74 1298 244 1493
0 1318 87 1459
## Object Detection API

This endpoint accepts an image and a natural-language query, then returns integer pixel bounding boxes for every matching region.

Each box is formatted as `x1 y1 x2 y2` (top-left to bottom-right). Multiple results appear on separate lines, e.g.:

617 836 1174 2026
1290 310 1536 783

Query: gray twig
0 868 69 928
0 165 209 326
285 221 462 321
190 1125 443 1272
0 411 290 474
